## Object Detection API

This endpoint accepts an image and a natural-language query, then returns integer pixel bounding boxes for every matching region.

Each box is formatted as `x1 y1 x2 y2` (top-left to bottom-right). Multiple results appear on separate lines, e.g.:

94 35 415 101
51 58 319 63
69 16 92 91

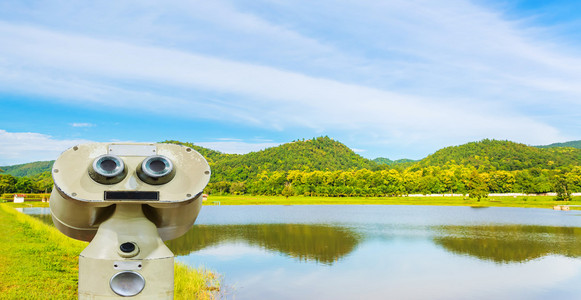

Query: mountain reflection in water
165 224 361 265
29 213 53 225
24 207 581 266
434 225 581 263
21 206 581 299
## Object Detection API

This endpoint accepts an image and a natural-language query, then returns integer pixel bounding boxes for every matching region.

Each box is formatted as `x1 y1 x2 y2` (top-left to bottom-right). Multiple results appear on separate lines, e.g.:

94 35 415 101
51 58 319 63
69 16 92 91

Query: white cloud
70 123 95 128
0 129 92 165
0 21 570 146
0 0 580 157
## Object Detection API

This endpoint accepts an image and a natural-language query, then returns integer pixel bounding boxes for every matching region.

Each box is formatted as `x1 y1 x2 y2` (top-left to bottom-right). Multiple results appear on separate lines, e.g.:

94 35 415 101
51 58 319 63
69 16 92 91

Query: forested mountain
0 161 54 177
13 139 577 179
162 140 230 165
168 137 377 182
373 157 416 166
419 139 581 171
537 140 581 149
4 137 581 198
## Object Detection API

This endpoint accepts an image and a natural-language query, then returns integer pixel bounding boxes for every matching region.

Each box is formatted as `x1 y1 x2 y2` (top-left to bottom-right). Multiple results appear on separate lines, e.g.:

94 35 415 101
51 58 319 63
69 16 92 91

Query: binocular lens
138 155 176 185
142 156 173 178
94 155 124 177
89 155 127 184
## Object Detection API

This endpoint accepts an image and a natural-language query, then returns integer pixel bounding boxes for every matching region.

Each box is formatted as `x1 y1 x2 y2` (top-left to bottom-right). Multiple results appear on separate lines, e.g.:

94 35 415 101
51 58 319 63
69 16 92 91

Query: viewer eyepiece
137 155 176 185
94 155 124 177
89 154 127 184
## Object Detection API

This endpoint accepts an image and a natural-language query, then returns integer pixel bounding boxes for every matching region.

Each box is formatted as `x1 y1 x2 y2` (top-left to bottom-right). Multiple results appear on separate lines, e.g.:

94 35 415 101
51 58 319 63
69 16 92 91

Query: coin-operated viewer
50 143 211 299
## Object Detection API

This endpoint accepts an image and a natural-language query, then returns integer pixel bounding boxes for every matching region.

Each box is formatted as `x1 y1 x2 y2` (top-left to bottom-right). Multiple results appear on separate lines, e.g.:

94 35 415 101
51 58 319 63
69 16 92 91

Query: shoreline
3 194 579 210
202 195 581 210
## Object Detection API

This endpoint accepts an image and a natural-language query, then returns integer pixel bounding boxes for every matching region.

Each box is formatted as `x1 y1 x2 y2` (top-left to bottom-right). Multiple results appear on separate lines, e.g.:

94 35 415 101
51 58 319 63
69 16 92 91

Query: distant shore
3 194 579 210
202 195 581 210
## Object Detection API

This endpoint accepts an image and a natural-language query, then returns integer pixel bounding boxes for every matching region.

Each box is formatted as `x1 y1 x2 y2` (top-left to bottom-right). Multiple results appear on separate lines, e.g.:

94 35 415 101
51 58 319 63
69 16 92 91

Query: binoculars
50 142 210 298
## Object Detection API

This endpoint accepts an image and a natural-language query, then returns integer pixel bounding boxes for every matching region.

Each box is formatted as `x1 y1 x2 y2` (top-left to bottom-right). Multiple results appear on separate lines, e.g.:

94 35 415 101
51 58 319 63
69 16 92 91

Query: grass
175 265 220 300
0 204 220 299
204 195 581 209
2 201 50 208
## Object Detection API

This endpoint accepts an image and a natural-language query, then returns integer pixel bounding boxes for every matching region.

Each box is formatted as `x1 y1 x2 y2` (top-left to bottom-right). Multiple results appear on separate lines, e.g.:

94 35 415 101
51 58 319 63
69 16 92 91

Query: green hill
162 140 231 165
0 161 54 177
204 136 377 182
6 138 581 181
537 140 581 149
373 157 416 166
418 139 581 171
7 138 581 196
372 157 393 165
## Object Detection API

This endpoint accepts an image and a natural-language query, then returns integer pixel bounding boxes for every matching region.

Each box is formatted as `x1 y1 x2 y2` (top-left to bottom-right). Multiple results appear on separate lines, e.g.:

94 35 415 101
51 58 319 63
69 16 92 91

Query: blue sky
1 0 581 165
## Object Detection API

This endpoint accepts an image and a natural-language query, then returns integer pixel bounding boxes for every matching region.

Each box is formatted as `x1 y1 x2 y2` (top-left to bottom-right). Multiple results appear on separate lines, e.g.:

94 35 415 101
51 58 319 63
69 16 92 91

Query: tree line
0 171 53 195
205 164 581 200
3 164 577 200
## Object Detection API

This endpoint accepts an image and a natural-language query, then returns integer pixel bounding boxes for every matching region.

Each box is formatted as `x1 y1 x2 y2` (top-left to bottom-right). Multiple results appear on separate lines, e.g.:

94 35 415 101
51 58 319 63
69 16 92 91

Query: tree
281 183 294 199
515 170 535 194
553 174 572 201
210 181 231 195
0 174 17 194
488 170 515 193
15 177 34 193
229 182 246 195
467 171 489 201
30 171 53 193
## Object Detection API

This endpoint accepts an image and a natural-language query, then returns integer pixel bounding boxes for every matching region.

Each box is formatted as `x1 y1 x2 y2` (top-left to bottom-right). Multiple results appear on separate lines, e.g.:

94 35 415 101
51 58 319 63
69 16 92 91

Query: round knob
118 242 139 258
120 242 136 253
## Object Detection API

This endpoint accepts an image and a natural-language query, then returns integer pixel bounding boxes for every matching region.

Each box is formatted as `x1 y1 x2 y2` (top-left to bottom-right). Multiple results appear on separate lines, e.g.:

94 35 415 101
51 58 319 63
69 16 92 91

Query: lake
24 205 581 299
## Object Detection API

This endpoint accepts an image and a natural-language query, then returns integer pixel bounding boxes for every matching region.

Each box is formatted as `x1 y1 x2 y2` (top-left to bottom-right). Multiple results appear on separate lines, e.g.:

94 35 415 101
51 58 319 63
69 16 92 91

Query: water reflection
166 224 361 265
19 205 581 299
28 213 53 226
23 207 581 266
434 225 581 263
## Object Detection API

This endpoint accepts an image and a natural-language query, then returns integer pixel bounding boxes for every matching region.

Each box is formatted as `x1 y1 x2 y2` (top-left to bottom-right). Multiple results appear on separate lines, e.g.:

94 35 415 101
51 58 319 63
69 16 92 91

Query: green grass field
203 195 581 209
0 204 219 299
